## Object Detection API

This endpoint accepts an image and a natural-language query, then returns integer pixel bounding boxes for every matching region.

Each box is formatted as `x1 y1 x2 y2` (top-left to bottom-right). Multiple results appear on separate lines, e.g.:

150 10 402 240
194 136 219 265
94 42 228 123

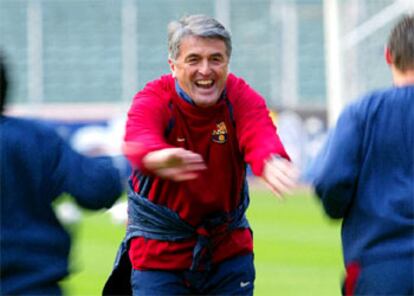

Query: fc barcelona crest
212 121 228 144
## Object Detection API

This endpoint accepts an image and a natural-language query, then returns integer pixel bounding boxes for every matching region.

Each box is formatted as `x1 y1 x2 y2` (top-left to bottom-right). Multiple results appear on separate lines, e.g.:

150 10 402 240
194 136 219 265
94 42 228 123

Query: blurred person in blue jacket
0 53 124 295
310 15 414 296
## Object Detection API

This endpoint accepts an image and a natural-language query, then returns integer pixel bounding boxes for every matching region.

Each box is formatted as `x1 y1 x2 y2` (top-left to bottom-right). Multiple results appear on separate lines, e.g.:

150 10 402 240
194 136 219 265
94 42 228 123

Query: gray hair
168 14 232 61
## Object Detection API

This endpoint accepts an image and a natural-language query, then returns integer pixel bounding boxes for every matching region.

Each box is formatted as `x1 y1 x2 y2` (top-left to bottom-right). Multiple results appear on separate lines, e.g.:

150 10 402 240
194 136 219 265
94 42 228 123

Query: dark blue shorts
131 253 255 295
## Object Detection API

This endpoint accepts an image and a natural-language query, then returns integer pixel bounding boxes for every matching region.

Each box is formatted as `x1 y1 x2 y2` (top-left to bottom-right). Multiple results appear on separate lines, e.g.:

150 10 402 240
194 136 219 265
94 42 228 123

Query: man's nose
198 60 212 75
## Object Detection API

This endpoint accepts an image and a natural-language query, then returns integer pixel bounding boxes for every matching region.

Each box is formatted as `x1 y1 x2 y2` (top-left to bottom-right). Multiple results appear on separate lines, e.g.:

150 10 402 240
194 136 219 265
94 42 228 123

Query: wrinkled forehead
176 35 229 59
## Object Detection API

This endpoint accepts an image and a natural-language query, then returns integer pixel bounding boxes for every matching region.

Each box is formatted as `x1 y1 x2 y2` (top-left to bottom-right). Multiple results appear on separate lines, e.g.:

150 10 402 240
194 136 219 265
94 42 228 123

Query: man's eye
186 58 199 64
210 56 224 64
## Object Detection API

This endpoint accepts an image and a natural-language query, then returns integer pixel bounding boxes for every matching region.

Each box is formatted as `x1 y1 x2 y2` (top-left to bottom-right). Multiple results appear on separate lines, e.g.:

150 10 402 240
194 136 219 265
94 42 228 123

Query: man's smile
194 79 214 88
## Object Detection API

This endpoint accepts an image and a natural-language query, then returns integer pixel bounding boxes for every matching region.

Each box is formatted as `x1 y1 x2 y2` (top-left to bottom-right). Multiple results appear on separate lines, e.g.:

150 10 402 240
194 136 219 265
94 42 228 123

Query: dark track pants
131 253 255 295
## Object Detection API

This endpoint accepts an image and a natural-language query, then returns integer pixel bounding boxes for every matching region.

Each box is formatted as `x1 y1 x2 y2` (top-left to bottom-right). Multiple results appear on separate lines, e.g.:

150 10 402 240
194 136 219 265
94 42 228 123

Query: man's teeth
196 80 213 87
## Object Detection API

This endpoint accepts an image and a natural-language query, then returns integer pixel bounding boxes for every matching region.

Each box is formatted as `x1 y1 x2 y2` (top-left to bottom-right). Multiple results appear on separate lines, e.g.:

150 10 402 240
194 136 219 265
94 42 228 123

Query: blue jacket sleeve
46 131 123 210
312 105 362 219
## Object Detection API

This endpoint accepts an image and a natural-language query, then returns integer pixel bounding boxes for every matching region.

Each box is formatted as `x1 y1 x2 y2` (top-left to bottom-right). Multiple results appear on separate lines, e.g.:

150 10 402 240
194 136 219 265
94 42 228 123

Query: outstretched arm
227 75 299 199
141 147 206 181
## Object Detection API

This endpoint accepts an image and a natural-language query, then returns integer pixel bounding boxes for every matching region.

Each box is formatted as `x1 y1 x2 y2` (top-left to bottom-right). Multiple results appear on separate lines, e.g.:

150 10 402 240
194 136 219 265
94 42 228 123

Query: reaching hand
262 155 300 200
142 148 207 181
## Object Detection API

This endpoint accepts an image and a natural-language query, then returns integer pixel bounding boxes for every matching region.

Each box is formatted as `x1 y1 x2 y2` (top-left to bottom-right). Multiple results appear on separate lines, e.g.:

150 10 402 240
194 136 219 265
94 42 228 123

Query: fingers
143 148 206 181
262 156 300 200
166 148 205 168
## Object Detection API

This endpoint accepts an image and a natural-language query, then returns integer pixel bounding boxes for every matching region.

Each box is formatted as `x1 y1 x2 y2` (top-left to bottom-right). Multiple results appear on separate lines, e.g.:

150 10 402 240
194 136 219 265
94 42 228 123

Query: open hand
262 155 300 200
142 148 207 181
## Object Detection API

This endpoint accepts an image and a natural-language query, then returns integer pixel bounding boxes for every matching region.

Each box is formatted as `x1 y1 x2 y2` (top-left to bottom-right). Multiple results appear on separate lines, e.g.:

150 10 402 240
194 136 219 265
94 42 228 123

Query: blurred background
1 0 412 295
2 0 412 168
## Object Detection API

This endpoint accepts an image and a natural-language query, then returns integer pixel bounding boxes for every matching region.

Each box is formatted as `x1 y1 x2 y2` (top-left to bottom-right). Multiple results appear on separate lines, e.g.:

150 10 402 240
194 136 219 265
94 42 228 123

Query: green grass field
60 185 344 295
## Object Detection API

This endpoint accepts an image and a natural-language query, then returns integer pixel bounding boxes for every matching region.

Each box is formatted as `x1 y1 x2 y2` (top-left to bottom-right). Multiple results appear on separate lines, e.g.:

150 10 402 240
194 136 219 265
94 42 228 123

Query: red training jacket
124 73 289 270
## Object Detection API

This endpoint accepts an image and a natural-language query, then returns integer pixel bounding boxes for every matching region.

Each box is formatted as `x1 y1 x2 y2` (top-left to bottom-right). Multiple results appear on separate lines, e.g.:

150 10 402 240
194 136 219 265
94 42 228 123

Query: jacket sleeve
44 128 123 210
123 80 173 171
312 104 362 219
228 75 290 176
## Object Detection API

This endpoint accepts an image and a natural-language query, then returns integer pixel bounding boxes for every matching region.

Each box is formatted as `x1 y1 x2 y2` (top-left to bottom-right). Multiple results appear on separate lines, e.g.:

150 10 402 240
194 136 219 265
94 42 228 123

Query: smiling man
168 35 229 108
104 14 298 295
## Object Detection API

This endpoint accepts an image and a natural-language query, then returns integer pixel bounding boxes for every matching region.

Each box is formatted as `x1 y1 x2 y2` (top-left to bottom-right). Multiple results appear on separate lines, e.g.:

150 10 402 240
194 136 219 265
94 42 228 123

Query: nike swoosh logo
240 281 250 288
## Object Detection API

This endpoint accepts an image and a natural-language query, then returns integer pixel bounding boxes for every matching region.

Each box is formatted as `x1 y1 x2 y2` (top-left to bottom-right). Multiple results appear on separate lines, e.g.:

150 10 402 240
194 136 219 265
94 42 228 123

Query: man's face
169 36 229 108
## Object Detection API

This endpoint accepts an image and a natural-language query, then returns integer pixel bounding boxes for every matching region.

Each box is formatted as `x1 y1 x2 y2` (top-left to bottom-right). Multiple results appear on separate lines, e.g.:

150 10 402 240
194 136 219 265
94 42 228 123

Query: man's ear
168 59 176 78
385 47 393 65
